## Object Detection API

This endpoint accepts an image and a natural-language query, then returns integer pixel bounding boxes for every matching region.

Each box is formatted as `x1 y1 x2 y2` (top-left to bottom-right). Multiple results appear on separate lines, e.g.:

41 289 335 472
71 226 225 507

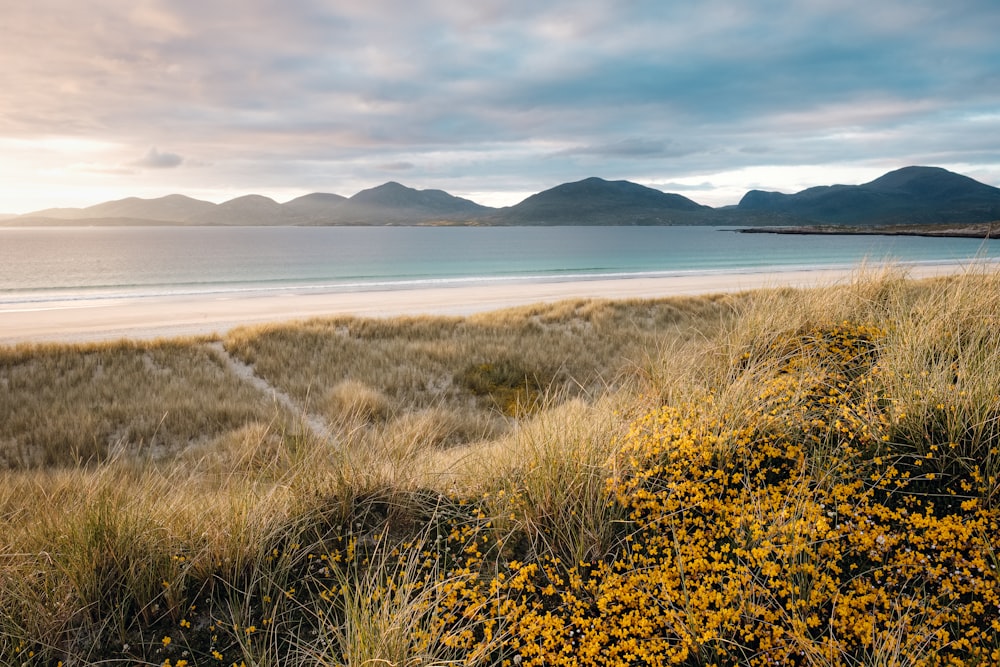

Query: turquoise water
1 226 997 304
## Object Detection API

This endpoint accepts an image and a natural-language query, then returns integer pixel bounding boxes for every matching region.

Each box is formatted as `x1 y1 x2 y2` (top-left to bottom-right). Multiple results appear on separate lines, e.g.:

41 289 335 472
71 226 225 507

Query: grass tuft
2 269 999 665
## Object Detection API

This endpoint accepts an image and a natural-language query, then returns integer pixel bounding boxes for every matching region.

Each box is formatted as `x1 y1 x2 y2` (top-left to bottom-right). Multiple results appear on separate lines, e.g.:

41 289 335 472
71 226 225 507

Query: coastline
740 222 1000 239
0 262 986 345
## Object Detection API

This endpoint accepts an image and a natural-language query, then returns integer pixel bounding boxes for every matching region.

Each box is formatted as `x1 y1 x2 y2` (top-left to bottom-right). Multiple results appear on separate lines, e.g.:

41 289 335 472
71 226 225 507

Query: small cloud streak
378 161 416 171
557 139 696 159
132 148 184 169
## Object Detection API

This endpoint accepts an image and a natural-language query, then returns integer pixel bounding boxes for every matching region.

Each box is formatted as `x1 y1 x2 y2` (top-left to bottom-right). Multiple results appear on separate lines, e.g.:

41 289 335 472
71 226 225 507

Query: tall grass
460 396 631 567
0 338 301 468
222 296 734 424
1 268 998 664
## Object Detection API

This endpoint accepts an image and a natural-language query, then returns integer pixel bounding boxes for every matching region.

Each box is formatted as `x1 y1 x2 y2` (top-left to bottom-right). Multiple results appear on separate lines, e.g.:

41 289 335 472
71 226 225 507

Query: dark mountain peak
285 192 347 206
738 190 790 209
518 177 706 211
865 166 950 189
347 182 489 215
544 176 648 194
349 181 413 205
499 176 709 225
571 176 615 188
863 166 996 199
737 166 1000 225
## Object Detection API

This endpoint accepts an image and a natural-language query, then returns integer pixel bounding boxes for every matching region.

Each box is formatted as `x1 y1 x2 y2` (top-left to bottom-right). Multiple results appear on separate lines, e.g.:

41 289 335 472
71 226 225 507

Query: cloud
1 0 999 211
132 148 184 169
557 139 697 159
378 161 416 171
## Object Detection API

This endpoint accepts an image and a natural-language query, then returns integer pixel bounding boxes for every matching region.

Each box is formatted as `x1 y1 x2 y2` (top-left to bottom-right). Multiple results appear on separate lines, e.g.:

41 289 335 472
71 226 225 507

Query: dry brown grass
221 295 736 450
0 296 733 472
2 269 998 664
0 338 301 469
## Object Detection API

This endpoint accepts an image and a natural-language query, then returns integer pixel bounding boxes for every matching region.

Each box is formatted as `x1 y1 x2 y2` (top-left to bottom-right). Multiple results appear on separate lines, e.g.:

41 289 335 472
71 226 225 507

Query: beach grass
1 267 999 665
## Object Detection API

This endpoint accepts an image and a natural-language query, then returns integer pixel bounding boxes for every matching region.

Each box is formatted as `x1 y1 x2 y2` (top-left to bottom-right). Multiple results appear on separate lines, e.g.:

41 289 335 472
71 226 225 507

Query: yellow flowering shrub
419 322 1000 667
541 322 999 666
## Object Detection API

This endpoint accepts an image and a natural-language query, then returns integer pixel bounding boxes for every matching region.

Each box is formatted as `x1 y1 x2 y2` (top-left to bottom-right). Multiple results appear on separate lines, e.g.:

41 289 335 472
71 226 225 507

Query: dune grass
1 267 999 665
0 339 304 468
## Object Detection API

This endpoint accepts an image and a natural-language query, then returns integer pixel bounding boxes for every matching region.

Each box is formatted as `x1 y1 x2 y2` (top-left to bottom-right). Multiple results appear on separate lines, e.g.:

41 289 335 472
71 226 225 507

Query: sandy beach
0 263 986 345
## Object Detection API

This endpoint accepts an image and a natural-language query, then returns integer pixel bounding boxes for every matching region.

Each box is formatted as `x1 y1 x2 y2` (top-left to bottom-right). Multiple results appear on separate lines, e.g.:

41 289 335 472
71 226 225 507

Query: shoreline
740 222 1000 239
0 262 989 345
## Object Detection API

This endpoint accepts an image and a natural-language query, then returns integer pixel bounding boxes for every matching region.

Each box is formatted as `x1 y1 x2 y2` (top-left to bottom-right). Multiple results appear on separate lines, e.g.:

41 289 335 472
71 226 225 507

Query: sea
1 225 998 306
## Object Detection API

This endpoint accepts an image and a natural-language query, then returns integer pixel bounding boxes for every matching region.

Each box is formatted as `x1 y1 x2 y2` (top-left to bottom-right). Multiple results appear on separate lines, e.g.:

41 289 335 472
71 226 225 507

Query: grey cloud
132 148 184 169
378 161 416 171
557 139 697 159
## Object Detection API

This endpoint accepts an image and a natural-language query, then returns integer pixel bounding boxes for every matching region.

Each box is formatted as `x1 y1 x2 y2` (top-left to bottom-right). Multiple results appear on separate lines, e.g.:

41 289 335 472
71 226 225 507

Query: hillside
738 165 1000 225
327 181 494 224
24 194 217 224
281 192 349 221
487 176 721 225
12 183 496 226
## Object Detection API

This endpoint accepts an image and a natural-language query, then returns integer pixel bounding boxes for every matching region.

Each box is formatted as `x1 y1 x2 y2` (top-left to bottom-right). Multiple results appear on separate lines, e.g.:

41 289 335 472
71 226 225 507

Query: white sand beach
0 263 985 345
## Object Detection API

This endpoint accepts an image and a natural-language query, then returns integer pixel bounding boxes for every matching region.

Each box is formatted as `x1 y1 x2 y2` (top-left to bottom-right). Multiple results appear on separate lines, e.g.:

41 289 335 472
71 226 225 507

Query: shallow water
1 225 997 305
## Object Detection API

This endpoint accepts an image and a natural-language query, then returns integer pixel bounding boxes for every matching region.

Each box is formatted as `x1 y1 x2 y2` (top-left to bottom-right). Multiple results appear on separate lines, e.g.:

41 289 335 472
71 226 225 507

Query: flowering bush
480 322 1000 666
5 317 999 666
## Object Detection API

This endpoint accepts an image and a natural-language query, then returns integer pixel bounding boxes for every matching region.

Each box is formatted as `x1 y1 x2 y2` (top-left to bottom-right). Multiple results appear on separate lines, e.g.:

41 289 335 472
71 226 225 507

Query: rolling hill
485 177 712 225
12 183 493 226
327 181 494 224
7 166 1000 227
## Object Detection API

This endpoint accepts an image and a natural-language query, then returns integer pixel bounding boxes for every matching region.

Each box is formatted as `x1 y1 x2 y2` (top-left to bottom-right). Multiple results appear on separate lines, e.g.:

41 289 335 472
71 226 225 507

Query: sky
2 0 999 213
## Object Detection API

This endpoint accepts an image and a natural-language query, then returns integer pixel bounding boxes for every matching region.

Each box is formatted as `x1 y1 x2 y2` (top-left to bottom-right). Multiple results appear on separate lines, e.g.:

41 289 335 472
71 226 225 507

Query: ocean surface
1 225 998 305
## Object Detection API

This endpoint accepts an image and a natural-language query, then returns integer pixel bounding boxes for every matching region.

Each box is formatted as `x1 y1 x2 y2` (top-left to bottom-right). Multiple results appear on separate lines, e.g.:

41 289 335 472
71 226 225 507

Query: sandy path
0 263 988 345
206 341 330 440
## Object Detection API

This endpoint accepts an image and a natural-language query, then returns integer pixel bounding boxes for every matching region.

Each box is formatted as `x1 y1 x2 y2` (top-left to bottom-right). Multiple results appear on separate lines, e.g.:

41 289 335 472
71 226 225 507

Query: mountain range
738 166 1000 225
8 166 1000 228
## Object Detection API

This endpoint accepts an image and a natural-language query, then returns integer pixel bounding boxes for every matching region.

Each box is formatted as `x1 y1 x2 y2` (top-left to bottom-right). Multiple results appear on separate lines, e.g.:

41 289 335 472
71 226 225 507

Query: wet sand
0 263 984 345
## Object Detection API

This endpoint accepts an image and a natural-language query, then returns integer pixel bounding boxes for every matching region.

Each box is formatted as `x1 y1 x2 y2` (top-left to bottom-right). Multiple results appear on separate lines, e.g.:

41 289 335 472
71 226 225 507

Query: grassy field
1 268 998 666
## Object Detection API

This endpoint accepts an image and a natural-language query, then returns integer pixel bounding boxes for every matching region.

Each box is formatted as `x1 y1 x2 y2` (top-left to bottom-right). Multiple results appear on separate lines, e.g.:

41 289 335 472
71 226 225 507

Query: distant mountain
491 177 711 225
23 194 216 223
89 194 218 222
738 166 1000 225
282 193 348 222
7 167 999 227
330 182 494 224
189 194 289 225
11 183 493 225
